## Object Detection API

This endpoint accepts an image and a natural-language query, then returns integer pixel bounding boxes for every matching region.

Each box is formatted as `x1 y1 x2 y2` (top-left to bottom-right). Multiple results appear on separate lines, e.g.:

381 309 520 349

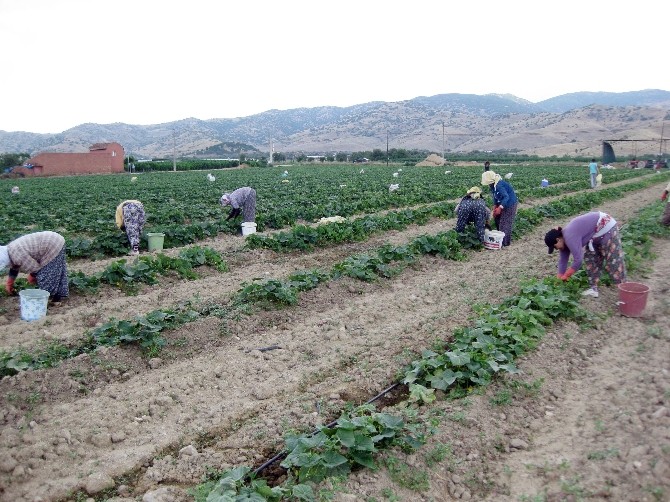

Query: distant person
454 186 490 243
115 200 146 256
661 180 670 226
544 212 626 298
481 170 518 247
588 158 600 188
220 187 257 223
484 160 491 172
0 231 69 303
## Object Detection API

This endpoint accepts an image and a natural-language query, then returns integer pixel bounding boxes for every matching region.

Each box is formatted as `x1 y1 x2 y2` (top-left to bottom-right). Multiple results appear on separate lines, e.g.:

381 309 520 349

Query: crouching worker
454 186 490 243
544 211 626 298
115 200 146 256
220 187 257 223
0 231 69 303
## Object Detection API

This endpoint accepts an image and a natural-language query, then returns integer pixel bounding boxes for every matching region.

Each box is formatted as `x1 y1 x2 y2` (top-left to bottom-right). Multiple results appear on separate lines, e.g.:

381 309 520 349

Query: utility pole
172 129 177 172
661 122 666 157
442 121 445 161
386 130 389 167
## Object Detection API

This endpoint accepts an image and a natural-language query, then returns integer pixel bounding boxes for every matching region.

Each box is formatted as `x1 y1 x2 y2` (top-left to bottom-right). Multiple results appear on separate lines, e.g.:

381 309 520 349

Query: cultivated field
0 163 669 502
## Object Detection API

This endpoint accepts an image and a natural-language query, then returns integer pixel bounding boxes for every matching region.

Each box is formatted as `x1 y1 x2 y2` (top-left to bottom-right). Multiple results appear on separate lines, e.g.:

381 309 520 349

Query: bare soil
0 180 668 502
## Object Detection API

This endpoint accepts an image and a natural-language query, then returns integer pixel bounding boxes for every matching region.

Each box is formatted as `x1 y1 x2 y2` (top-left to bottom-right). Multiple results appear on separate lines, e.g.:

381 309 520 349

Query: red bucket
617 282 650 317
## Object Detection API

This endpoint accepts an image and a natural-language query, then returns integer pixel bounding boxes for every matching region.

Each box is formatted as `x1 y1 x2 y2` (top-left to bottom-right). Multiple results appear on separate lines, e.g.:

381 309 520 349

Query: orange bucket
617 282 650 317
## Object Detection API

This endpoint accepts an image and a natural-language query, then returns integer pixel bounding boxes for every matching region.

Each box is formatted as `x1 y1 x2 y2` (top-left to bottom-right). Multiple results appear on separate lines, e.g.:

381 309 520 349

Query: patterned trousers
495 203 518 247
122 202 146 248
584 226 627 289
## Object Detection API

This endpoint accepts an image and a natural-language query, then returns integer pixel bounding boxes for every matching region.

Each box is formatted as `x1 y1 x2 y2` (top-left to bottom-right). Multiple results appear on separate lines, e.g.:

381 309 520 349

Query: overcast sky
1 0 667 134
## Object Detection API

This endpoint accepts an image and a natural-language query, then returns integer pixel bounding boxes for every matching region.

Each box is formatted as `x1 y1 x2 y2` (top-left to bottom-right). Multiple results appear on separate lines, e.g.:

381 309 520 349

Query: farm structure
12 142 125 177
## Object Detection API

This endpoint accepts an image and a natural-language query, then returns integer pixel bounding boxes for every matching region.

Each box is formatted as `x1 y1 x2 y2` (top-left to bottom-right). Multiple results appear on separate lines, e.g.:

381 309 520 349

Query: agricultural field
0 162 669 502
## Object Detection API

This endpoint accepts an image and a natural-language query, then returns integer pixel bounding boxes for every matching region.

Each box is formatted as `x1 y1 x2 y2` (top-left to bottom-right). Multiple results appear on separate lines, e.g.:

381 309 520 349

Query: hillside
0 90 669 160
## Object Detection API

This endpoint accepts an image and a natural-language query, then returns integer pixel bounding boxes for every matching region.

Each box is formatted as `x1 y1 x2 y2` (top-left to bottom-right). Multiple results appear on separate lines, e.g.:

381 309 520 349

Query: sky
1 0 668 134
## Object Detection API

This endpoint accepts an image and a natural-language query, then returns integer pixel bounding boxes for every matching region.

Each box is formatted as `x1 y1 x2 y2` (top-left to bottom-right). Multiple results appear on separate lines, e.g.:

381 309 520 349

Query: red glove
5 277 15 295
493 205 503 217
662 191 668 201
559 267 576 281
27 273 37 285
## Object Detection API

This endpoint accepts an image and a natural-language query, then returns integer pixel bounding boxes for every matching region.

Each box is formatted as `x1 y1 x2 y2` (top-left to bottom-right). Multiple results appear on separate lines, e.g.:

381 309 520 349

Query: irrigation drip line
251 381 402 478
243 344 282 353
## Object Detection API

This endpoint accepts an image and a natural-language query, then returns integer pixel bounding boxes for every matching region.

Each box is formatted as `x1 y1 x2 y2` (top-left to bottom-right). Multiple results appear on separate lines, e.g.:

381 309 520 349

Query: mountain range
1 89 669 160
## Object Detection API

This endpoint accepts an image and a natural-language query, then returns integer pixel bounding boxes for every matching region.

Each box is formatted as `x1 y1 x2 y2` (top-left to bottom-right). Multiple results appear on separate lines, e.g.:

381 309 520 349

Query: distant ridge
1 89 668 159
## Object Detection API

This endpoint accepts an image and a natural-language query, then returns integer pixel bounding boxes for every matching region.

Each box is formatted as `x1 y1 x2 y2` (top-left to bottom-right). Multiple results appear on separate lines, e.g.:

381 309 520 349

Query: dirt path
0 180 668 502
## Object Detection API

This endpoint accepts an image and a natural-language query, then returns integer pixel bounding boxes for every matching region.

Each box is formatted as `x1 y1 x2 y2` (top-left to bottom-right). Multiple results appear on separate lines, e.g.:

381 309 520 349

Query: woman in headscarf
0 231 69 302
454 186 490 243
115 200 146 256
481 170 518 247
220 187 257 223
544 211 626 298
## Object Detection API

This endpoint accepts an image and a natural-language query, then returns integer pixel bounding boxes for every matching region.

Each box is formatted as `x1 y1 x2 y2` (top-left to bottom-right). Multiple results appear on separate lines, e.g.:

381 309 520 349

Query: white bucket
19 289 50 321
484 230 505 250
241 222 257 237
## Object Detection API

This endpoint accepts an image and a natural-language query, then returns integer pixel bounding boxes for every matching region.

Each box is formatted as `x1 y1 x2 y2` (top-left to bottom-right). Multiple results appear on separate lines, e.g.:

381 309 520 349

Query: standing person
0 231 69 303
115 200 146 256
481 170 518 247
220 187 257 223
544 211 626 298
661 180 670 226
588 158 600 189
484 161 491 172
454 186 490 243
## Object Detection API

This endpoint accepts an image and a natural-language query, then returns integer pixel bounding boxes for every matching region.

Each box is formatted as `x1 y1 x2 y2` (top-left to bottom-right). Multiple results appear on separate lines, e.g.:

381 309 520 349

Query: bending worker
220 187 257 223
544 211 626 298
0 231 70 303
115 200 146 256
661 180 670 226
454 186 490 243
481 170 518 247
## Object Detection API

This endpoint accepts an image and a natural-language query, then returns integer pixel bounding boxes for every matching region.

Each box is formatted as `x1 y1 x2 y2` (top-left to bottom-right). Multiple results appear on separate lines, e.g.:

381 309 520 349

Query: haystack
415 153 445 167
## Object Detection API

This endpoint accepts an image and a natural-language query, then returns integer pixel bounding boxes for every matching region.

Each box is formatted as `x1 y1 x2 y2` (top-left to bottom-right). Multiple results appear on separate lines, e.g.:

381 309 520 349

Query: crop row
0 164 651 258
1 176 664 377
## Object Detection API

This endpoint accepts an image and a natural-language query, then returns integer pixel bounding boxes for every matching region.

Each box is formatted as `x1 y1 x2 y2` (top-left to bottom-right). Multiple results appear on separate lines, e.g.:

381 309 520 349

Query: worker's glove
226 208 241 221
5 277 15 295
559 267 576 281
493 205 503 217
27 273 37 285
662 191 668 202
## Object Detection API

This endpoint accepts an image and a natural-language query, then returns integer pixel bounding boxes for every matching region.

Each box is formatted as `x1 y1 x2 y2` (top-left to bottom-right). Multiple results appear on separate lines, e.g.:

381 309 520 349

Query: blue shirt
490 180 518 207
589 162 598 174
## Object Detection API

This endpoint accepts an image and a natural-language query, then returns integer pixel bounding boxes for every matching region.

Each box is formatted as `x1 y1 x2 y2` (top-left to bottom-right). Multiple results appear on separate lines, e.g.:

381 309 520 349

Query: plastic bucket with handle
19 289 50 321
147 232 165 252
617 282 650 317
483 230 505 250
241 222 257 237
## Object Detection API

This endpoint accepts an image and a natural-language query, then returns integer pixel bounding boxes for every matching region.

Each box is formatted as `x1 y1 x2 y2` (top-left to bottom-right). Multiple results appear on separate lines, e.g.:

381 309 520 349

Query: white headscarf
481 170 502 186
0 245 9 272
219 193 231 206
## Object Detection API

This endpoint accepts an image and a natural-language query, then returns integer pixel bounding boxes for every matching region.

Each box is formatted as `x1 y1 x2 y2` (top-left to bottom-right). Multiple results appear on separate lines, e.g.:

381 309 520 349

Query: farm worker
454 186 490 242
588 158 600 189
660 180 670 226
483 160 491 172
481 170 518 247
115 200 146 256
0 231 69 303
544 211 626 298
220 187 257 223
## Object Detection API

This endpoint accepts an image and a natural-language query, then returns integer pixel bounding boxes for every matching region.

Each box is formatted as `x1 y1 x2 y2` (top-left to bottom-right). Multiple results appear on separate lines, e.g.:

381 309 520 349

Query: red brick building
15 142 125 177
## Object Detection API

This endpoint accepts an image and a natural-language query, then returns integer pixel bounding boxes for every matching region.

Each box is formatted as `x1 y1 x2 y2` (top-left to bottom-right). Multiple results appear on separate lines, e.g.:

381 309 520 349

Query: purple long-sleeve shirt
557 212 601 273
